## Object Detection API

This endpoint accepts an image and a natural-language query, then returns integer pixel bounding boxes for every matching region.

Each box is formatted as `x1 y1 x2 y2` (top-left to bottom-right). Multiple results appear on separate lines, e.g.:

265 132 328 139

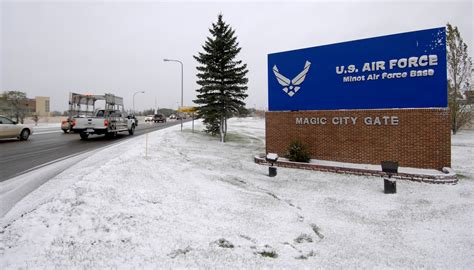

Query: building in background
0 93 50 117
34 96 50 117
20 98 36 116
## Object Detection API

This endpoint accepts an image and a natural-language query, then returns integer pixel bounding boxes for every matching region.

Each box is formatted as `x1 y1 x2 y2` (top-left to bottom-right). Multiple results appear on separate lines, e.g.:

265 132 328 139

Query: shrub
286 140 311 163
215 238 234 248
258 250 278 258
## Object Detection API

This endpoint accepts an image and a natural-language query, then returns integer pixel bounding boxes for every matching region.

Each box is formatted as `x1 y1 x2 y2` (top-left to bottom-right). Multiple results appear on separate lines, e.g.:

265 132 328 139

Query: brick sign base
266 108 450 170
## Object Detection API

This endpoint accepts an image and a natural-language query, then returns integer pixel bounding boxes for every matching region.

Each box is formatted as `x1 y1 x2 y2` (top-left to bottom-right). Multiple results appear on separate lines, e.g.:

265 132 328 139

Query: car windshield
0 116 14 124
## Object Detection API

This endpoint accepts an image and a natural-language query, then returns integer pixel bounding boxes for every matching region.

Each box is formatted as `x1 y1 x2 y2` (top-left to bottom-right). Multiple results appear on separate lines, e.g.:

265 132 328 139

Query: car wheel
19 129 30 141
80 132 89 140
128 124 135 135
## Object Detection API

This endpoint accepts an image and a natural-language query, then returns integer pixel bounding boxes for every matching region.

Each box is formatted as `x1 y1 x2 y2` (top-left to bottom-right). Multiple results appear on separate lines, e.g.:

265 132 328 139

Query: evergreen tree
194 14 249 142
447 23 473 134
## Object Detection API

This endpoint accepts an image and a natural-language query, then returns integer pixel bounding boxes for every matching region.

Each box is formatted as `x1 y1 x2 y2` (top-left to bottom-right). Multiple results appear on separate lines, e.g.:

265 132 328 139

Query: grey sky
1 0 472 112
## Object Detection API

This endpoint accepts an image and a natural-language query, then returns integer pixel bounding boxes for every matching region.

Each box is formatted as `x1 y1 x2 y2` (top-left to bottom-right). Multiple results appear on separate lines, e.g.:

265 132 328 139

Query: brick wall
266 108 451 170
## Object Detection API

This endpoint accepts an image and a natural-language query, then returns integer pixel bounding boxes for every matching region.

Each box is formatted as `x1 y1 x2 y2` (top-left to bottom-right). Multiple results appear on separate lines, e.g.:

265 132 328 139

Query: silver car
144 115 154 122
0 116 33 140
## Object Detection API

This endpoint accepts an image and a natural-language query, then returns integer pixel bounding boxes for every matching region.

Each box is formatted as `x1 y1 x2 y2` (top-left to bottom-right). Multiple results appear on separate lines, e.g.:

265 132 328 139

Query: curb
254 155 458 184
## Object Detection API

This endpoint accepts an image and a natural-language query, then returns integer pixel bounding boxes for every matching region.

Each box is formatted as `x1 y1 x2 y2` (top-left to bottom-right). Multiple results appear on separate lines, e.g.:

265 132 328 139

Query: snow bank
1 118 473 269
0 141 129 220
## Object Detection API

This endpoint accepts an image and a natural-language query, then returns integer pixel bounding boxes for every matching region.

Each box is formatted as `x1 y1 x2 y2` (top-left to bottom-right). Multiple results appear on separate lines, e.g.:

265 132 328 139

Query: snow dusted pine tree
194 14 249 142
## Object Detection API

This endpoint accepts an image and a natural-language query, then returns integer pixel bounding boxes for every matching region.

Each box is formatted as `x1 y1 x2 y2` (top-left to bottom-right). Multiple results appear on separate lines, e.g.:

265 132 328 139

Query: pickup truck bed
73 109 135 139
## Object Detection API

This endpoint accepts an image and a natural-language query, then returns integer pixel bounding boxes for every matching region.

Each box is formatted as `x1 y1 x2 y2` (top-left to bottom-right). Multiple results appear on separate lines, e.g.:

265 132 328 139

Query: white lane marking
32 130 63 135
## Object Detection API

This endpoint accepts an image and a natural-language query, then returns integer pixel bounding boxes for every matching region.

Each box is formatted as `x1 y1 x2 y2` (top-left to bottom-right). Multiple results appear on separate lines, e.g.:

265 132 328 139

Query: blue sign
268 27 447 111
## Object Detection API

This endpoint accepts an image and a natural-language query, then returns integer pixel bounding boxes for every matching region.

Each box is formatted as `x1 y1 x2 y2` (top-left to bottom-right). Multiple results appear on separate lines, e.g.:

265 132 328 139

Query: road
0 120 189 182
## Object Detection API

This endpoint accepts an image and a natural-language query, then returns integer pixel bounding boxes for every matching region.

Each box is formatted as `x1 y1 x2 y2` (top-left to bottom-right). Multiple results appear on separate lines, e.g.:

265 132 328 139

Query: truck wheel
128 124 135 135
80 132 89 140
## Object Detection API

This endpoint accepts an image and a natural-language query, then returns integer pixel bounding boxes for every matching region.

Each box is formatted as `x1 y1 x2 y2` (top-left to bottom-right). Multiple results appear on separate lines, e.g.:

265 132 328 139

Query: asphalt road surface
0 120 189 182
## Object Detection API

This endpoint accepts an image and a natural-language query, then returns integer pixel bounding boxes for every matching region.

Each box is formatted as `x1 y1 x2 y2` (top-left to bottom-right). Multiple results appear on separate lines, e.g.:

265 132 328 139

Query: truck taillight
72 120 76 127
104 120 109 126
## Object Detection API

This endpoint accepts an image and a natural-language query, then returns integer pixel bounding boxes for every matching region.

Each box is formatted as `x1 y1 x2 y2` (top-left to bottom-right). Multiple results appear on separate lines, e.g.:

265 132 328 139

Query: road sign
178 106 197 113
268 27 447 111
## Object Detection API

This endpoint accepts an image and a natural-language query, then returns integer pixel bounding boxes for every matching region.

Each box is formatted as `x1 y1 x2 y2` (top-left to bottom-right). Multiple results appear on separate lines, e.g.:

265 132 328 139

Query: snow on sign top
266 153 279 161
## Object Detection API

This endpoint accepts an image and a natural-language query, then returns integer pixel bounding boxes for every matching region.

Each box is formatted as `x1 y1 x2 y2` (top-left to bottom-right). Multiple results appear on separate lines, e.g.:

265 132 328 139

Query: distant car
127 114 138 126
0 115 33 141
61 115 86 133
61 118 76 133
176 113 186 120
153 113 166 123
61 119 72 133
144 115 154 122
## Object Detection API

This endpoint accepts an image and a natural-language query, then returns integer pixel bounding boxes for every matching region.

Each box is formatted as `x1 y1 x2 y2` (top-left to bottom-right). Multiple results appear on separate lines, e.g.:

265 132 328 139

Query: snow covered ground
1 118 473 268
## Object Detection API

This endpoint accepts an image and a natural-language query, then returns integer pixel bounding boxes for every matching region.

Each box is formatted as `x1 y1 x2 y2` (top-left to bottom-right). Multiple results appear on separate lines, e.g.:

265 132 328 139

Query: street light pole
164 58 183 131
133 91 145 113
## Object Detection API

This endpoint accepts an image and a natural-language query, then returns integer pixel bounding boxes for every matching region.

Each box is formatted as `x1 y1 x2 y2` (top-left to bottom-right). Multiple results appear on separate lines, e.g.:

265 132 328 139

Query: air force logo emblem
272 61 311 97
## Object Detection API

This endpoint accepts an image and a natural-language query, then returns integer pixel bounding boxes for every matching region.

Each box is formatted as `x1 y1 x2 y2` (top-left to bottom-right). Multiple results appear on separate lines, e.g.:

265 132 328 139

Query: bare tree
32 114 39 126
447 23 473 134
4 91 28 123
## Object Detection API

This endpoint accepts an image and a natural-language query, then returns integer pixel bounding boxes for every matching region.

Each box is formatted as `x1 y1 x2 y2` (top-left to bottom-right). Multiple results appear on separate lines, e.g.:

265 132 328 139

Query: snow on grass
451 130 474 179
1 117 473 268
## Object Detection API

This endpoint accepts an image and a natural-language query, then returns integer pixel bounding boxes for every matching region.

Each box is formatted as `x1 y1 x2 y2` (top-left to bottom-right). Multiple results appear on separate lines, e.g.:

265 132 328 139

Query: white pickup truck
73 109 135 140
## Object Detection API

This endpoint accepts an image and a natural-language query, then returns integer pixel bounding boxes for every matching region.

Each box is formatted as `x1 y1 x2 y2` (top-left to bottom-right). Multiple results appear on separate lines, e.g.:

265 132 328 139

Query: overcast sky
1 0 472 112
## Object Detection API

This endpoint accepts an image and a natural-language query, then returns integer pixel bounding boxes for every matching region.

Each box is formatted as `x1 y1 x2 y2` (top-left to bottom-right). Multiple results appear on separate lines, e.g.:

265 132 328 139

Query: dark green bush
286 140 311 163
